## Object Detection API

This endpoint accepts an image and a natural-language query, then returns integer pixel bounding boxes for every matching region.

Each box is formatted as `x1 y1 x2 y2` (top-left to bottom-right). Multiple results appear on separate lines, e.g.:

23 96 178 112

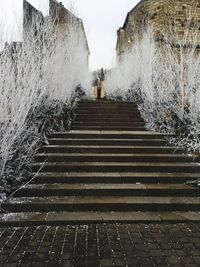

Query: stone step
14 183 199 197
48 138 165 146
76 110 141 116
35 153 197 163
31 162 200 173
75 114 143 119
77 106 139 110
76 105 140 109
3 196 200 212
75 109 141 114
72 122 145 126
2 211 200 226
50 131 168 139
79 100 133 103
78 101 137 105
40 145 183 154
31 172 200 184
74 118 144 123
73 119 144 123
78 102 137 106
71 126 146 131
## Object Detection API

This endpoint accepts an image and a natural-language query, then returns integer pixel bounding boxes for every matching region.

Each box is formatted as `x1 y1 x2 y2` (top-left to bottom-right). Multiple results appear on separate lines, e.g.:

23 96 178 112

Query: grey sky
1 0 141 70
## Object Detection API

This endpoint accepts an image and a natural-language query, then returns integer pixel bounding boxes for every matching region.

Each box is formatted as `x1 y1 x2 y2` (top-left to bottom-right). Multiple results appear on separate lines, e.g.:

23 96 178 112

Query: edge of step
1 211 200 226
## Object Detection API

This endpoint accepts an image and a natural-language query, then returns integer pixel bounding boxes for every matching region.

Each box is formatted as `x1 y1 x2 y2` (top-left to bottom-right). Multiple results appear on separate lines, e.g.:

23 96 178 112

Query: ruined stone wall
49 0 90 64
22 0 89 66
49 0 78 33
117 0 200 58
23 0 44 40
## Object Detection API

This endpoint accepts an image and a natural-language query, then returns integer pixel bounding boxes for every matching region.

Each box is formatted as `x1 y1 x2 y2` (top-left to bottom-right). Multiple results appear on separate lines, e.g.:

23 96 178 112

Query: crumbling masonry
116 0 200 59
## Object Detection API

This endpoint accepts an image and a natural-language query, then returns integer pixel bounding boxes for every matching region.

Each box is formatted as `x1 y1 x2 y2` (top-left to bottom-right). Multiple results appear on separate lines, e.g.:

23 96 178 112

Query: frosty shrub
0 15 91 200
105 29 200 152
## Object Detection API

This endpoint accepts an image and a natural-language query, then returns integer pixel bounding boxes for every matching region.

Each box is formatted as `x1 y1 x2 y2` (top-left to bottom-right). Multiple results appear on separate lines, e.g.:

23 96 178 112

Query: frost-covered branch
105 28 200 151
0 15 91 200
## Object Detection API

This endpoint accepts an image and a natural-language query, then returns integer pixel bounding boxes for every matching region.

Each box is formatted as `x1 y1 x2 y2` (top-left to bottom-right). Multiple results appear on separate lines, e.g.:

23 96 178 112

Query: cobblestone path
0 223 200 267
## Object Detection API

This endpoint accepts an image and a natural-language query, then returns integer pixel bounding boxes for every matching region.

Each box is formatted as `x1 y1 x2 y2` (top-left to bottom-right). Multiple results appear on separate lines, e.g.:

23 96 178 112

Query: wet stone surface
0 223 200 267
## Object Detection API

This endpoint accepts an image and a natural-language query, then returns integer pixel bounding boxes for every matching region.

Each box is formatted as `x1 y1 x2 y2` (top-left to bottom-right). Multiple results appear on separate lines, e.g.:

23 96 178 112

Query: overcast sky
0 0 140 70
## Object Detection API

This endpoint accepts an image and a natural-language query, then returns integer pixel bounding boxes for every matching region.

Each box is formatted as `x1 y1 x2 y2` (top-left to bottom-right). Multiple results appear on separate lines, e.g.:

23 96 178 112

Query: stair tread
75 119 142 121
32 162 200 166
36 153 194 158
48 138 165 141
33 172 200 178
74 123 145 125
72 126 146 128
54 130 169 134
1 211 200 225
6 196 200 204
76 113 141 118
78 107 139 109
21 183 198 190
41 145 181 149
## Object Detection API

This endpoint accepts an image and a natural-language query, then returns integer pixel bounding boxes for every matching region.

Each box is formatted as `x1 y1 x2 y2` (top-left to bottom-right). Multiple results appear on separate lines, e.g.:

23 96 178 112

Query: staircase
1 99 200 226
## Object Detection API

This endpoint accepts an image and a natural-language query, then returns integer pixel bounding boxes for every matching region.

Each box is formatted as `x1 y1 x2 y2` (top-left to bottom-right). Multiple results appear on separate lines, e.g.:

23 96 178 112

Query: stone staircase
1 99 200 226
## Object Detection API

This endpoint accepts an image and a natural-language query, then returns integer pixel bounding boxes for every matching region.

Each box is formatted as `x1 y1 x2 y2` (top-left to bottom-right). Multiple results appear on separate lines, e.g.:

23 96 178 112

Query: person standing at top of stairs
93 68 105 99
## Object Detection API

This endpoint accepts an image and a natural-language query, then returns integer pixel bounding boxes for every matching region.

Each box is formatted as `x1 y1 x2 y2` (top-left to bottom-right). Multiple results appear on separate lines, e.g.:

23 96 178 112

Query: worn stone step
35 153 197 163
77 107 139 110
72 122 145 127
77 106 139 110
78 102 137 105
48 138 165 146
2 211 200 226
31 162 200 173
77 104 139 108
73 121 145 125
50 131 168 139
32 172 200 183
14 183 199 197
76 110 141 115
73 122 145 127
74 114 142 119
75 114 143 119
75 110 142 114
3 196 200 212
71 126 146 131
74 118 144 123
40 145 183 154
78 102 137 106
79 100 133 103
31 172 200 184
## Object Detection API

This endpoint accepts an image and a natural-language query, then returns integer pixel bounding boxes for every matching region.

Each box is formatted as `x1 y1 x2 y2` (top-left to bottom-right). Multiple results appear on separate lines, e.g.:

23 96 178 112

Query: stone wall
117 0 200 59
22 0 89 65
49 0 79 32
23 0 44 40
49 0 90 63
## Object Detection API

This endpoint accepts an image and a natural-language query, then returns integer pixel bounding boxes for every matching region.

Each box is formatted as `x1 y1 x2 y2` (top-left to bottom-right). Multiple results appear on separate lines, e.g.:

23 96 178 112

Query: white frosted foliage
105 29 200 150
0 17 91 193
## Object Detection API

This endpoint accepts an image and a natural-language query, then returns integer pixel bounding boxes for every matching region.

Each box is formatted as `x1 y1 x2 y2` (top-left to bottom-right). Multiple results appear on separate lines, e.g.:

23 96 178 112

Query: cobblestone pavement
0 223 200 267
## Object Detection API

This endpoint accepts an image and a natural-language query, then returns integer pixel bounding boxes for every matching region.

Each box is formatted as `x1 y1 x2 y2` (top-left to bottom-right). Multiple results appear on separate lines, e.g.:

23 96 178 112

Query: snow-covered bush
105 29 200 151
0 16 91 200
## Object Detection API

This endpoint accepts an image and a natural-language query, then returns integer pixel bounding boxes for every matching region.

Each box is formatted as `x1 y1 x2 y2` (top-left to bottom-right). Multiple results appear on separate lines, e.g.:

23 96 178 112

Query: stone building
116 0 200 59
